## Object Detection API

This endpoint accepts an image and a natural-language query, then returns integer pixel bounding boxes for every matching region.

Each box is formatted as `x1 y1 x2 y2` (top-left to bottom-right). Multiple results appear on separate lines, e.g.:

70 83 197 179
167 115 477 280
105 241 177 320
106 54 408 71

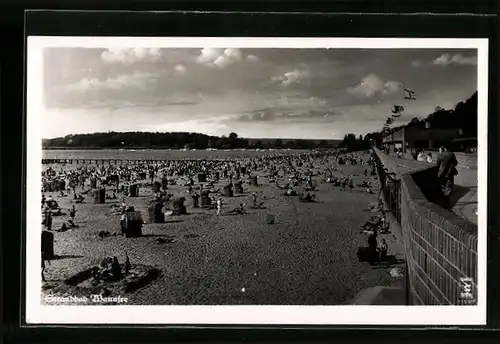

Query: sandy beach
40 150 405 305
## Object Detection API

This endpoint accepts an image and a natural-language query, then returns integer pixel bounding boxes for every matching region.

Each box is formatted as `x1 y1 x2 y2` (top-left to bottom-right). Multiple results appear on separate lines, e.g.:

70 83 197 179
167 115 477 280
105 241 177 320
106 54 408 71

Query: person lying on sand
299 192 316 202
358 180 371 188
227 203 247 215
284 188 297 196
106 191 117 200
50 208 63 216
46 199 59 209
74 194 84 203
250 201 265 209
57 220 79 232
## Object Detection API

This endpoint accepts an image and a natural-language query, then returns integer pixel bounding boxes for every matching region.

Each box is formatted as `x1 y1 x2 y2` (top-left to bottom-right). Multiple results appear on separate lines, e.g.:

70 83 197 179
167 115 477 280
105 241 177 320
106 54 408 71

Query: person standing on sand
42 252 47 282
216 198 223 216
69 204 76 222
45 211 53 231
436 146 459 209
368 230 378 252
378 239 388 261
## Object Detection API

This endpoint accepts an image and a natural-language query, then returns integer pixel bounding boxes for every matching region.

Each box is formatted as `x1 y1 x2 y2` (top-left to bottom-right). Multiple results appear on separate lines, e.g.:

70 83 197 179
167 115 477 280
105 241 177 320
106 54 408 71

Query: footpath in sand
41 153 405 305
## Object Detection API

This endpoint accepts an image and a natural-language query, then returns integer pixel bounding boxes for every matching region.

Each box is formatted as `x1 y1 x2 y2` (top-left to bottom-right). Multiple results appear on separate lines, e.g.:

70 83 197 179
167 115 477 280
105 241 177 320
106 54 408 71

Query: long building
382 123 463 153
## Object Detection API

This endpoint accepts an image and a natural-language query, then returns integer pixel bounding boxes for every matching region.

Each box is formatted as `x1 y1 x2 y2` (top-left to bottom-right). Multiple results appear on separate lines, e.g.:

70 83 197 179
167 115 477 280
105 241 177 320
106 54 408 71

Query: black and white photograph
26 37 487 325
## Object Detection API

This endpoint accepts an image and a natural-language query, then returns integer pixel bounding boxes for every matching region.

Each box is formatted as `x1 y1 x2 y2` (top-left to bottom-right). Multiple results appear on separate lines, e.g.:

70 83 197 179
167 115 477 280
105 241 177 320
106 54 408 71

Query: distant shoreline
43 147 179 150
41 147 320 151
42 147 221 150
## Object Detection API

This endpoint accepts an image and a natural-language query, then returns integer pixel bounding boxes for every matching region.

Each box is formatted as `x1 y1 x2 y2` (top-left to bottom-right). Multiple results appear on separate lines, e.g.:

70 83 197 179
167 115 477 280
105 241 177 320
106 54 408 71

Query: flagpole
391 127 394 153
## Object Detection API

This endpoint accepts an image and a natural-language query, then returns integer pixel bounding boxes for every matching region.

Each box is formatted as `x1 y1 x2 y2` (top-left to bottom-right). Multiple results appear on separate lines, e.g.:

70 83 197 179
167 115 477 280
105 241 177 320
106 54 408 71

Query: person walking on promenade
436 146 458 209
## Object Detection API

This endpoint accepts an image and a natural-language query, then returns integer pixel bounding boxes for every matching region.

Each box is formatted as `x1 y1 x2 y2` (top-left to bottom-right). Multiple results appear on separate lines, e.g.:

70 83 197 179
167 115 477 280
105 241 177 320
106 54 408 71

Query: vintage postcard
26 36 487 325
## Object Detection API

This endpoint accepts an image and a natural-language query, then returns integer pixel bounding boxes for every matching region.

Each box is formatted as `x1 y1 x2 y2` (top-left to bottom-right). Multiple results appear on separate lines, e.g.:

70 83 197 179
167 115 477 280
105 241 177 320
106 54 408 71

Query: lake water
42 149 309 160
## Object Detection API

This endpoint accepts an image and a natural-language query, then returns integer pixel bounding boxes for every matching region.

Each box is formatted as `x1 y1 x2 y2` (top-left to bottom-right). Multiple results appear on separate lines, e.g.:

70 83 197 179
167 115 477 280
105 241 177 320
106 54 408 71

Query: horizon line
42 131 348 141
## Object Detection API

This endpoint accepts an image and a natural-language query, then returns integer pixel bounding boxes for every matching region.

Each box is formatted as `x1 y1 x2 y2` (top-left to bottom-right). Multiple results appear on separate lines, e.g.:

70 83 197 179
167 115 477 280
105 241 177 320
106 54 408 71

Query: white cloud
65 71 156 91
277 95 327 108
433 53 477 66
144 118 229 136
246 55 259 62
101 48 162 64
347 74 401 97
196 48 257 68
196 48 221 64
411 60 422 68
382 81 401 94
174 64 187 74
271 68 310 87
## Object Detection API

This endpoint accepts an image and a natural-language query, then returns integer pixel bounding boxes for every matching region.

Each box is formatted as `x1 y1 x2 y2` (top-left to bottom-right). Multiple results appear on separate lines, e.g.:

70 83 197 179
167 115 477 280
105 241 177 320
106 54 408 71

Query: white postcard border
26 36 488 325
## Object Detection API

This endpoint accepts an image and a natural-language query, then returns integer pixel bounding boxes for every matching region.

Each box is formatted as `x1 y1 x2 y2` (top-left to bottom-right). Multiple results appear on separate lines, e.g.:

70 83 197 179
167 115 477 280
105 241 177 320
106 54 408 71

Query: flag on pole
404 88 417 100
392 104 404 114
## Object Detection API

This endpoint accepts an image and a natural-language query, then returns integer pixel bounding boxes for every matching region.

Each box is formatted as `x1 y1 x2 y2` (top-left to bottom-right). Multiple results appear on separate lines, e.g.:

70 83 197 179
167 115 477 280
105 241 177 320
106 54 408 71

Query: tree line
43 131 340 150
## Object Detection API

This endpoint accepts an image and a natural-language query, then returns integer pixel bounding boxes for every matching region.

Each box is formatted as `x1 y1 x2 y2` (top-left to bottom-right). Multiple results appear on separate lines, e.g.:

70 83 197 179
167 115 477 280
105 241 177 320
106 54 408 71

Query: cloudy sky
41 47 477 139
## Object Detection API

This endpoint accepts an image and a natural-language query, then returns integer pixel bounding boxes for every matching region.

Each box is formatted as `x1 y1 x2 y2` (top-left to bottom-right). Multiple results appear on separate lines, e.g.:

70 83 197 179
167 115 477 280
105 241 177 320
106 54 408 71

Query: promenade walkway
377 150 478 225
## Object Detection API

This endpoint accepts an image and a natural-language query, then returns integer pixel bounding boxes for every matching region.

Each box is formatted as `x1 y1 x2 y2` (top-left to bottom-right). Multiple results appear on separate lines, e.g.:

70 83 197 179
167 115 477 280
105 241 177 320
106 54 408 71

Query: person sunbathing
228 203 247 215
46 199 59 209
299 192 316 202
74 194 84 203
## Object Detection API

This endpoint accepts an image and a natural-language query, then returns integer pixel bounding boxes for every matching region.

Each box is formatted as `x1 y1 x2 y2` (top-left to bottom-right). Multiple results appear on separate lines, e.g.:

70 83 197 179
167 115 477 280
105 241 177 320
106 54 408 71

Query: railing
375 154 402 224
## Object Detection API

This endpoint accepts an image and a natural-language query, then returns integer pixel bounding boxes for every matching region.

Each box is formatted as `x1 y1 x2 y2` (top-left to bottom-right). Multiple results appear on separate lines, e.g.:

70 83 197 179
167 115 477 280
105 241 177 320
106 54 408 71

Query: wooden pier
41 159 166 165
41 158 231 165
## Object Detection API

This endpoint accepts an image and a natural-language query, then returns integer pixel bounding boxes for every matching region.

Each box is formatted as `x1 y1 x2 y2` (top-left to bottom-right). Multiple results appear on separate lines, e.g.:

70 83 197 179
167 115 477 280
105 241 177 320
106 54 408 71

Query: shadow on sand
142 234 176 238
371 255 405 269
163 219 184 224
448 185 472 208
53 254 85 260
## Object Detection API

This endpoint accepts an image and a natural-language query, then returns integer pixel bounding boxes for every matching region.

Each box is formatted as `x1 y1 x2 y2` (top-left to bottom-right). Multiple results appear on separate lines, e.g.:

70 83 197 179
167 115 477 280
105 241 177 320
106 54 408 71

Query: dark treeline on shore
339 132 383 152
390 91 478 136
339 91 477 152
43 131 342 150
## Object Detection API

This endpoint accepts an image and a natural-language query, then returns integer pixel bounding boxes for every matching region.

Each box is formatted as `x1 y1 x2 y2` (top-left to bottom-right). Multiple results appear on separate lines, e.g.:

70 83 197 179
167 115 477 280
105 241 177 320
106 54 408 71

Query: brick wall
373 148 478 305
401 172 478 305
